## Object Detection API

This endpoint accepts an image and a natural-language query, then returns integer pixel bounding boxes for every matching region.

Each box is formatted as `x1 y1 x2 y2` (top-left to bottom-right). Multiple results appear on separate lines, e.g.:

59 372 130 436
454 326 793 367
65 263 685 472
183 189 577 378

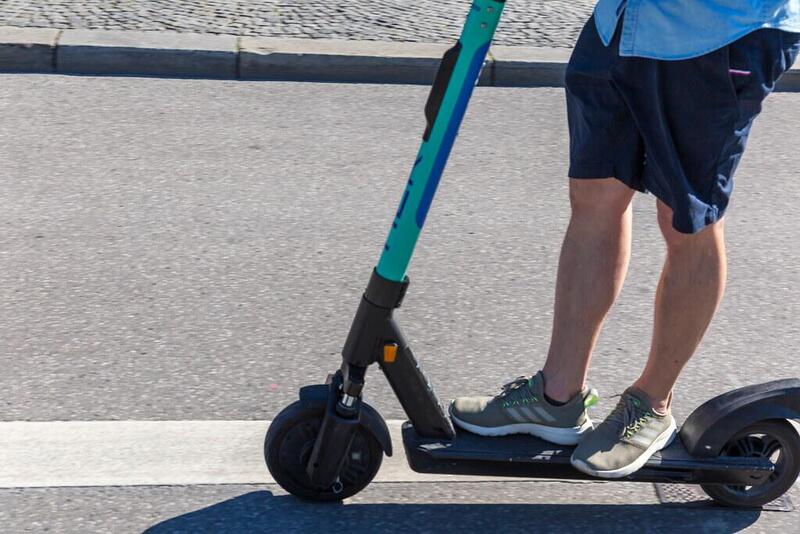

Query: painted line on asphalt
0 420 534 488
4 420 798 491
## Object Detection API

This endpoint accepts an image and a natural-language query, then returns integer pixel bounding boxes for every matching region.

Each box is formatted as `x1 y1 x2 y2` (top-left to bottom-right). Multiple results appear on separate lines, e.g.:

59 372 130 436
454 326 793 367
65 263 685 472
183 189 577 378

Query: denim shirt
594 0 800 59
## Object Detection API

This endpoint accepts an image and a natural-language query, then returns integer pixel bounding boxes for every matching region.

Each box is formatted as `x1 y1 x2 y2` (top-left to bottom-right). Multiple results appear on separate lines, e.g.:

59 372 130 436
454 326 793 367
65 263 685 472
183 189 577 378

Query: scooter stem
376 0 506 282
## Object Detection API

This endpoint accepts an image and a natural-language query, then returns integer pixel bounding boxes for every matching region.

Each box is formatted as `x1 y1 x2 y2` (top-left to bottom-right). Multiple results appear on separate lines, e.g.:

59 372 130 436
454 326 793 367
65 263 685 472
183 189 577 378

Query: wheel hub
278 416 374 494
723 431 789 496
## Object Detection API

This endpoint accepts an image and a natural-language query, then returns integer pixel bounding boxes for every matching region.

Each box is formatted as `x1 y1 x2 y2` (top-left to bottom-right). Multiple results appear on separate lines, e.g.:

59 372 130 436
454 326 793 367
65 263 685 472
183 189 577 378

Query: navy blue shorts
566 17 800 233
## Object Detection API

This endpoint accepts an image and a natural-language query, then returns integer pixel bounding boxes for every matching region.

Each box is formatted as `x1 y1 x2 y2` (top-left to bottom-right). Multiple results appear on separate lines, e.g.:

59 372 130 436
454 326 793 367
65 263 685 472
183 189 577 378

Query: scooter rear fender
680 378 800 457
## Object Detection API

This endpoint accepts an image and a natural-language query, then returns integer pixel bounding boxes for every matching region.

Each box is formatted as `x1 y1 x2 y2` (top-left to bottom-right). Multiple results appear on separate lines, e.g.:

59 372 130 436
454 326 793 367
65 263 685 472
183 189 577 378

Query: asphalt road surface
1 75 799 532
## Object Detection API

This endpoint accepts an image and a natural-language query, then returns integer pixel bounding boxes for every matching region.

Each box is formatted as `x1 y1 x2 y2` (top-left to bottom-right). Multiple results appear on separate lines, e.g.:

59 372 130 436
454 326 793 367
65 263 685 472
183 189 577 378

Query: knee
568 178 633 220
657 202 725 252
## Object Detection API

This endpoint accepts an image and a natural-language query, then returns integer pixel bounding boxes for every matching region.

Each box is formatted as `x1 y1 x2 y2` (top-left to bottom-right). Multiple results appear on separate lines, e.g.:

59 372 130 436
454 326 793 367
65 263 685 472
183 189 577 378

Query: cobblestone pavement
0 1 594 48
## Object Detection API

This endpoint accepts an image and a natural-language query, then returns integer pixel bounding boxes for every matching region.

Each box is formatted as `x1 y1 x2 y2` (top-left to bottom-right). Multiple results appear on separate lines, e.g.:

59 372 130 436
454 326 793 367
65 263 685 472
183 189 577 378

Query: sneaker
449 371 597 445
570 387 678 478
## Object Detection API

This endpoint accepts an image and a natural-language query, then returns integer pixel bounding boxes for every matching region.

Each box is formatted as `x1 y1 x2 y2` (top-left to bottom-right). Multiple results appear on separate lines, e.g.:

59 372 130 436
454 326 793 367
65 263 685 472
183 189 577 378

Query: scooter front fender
299 381 393 457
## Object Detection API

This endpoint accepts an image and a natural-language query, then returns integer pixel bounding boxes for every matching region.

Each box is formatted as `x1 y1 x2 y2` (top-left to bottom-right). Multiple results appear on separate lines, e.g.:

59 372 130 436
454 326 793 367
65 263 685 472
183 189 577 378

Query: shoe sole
570 419 678 479
449 407 594 446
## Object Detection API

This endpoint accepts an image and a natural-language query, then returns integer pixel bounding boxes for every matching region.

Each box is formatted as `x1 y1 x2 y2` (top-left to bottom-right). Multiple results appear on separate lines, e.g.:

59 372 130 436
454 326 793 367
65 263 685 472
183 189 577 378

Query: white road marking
3 420 797 492
0 420 534 488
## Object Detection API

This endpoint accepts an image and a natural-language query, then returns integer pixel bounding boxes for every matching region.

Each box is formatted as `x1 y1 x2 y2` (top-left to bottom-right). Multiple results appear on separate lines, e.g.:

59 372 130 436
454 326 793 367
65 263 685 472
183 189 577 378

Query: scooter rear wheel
265 400 383 501
700 419 800 508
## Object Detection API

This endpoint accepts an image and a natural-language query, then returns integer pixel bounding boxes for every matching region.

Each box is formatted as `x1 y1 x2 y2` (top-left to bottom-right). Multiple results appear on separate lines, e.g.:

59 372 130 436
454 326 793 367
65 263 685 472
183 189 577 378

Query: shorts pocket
725 38 753 101
724 29 789 113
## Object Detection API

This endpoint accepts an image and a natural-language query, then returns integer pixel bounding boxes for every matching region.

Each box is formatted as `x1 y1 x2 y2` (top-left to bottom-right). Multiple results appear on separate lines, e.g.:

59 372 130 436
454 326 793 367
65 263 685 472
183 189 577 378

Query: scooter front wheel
700 419 800 508
265 400 383 501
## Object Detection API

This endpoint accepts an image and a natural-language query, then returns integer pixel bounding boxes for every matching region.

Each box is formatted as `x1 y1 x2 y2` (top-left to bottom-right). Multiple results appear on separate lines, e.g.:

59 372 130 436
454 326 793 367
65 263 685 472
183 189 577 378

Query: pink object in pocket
729 69 752 76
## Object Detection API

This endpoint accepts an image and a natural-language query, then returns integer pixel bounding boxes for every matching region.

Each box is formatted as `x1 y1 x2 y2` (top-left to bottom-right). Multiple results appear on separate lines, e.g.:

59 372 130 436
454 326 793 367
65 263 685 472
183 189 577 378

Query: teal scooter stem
377 0 506 282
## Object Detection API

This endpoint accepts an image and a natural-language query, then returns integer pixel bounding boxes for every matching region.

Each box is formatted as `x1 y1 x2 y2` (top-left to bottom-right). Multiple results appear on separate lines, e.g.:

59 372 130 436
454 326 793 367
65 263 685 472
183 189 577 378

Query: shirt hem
617 21 800 60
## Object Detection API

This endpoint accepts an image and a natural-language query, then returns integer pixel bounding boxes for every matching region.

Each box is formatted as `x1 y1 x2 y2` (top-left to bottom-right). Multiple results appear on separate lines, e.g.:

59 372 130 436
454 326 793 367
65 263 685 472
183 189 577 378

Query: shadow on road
142 489 761 533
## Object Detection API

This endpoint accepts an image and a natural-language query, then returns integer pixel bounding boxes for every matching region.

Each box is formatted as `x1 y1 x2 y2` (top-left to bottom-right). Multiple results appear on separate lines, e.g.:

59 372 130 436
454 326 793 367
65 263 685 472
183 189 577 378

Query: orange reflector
383 343 398 363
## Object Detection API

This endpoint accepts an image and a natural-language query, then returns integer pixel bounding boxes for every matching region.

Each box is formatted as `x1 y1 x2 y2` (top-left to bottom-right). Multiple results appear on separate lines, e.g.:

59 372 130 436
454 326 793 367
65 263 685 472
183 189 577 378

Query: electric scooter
265 0 800 508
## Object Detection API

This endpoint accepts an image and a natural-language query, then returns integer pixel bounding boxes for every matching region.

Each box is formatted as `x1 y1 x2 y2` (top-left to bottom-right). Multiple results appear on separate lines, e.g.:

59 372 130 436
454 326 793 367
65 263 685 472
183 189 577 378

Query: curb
1 26 798 90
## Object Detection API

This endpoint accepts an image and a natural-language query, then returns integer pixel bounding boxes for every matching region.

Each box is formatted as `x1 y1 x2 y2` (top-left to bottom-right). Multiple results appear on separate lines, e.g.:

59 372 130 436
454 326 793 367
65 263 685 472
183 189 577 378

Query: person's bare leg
633 200 727 413
541 178 635 402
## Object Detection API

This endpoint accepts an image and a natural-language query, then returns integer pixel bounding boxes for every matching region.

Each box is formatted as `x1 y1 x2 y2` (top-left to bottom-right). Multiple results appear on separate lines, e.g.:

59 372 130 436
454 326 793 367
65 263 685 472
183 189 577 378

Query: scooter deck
402 422 774 485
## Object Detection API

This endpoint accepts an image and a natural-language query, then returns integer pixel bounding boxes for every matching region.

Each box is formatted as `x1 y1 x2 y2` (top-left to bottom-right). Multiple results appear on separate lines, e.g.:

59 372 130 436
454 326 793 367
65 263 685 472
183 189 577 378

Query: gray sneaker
449 371 597 445
571 387 678 478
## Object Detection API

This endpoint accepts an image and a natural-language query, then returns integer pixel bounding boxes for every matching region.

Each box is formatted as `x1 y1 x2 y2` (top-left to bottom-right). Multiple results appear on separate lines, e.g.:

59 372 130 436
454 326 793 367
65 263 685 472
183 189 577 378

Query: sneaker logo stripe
505 406 527 423
630 436 654 448
530 405 556 423
517 405 539 422
636 428 662 439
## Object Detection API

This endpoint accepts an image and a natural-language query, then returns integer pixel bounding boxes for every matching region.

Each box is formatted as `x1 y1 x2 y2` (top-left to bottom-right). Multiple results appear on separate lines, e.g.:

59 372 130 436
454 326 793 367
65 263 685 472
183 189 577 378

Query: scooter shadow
142 489 762 533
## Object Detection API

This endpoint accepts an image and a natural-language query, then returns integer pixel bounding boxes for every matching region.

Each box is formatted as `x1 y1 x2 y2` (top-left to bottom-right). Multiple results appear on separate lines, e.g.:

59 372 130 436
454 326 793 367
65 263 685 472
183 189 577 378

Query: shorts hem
644 184 727 235
568 163 615 179
568 164 646 193
672 206 727 235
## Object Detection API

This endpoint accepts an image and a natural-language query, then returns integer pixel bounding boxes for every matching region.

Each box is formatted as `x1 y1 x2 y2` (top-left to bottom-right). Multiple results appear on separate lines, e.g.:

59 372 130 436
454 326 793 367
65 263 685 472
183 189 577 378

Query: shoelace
607 394 652 439
499 376 530 396
496 376 536 406
496 377 599 410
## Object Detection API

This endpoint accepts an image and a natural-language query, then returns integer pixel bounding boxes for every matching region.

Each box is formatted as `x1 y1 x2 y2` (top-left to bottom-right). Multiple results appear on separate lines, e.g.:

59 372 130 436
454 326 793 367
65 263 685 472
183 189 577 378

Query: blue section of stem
415 41 491 229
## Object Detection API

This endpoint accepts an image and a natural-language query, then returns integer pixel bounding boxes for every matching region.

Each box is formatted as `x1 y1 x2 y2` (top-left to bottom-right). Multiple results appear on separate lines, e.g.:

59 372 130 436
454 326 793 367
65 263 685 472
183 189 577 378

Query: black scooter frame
306 269 452 486
306 269 800 490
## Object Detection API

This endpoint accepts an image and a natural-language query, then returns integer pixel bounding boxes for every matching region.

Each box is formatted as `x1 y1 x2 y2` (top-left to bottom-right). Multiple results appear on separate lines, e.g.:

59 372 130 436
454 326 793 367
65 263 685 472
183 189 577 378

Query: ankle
541 369 582 404
544 391 568 406
631 381 672 415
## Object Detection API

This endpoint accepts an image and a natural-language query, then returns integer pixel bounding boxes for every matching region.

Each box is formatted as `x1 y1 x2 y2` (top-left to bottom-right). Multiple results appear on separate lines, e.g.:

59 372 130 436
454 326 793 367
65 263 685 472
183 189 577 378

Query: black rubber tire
701 419 800 508
265 400 383 501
